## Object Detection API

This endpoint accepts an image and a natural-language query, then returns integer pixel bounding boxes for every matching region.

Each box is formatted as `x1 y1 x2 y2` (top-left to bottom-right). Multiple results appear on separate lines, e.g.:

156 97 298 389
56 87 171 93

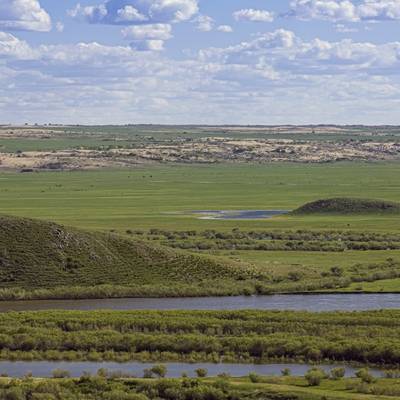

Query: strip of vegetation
0 371 400 400
0 310 399 366
132 228 400 252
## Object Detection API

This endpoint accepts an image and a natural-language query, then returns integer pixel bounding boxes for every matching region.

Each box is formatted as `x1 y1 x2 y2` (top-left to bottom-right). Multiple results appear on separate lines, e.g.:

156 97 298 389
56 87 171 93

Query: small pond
192 210 288 220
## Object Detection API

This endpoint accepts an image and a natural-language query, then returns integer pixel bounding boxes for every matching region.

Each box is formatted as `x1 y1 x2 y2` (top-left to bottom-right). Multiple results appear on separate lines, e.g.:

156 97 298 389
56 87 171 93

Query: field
1 126 400 397
1 162 400 232
1 162 400 294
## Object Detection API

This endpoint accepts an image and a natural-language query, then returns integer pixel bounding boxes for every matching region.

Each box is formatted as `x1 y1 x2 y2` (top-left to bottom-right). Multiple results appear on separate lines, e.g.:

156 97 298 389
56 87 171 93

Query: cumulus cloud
0 0 51 32
122 23 172 40
195 15 214 32
217 25 233 33
1 28 400 124
122 23 172 50
0 31 34 58
69 0 199 25
233 9 275 22
199 29 400 76
290 0 400 22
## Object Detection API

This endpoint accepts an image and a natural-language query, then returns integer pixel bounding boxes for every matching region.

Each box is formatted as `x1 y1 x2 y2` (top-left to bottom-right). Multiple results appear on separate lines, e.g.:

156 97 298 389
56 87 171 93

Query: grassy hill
291 198 400 215
0 215 256 299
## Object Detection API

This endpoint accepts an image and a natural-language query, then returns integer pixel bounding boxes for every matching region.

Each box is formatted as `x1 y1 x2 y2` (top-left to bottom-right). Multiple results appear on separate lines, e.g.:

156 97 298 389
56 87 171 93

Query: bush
195 368 208 378
143 369 153 379
281 368 291 376
330 367 345 380
52 369 71 379
150 364 167 378
305 368 326 386
356 368 375 384
248 372 261 383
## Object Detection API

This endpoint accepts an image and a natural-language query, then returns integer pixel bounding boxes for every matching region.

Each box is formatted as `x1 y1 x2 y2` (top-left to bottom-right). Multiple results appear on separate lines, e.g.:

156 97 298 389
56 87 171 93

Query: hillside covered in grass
292 198 400 215
0 215 256 299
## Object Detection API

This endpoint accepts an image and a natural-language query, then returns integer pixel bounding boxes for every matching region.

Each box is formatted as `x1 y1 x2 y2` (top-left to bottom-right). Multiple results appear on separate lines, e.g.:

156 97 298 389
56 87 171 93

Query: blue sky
1 0 400 124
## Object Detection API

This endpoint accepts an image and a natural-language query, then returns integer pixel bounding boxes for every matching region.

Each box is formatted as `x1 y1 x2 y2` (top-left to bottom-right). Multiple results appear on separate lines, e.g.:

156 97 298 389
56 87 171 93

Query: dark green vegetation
127 227 400 294
2 374 400 400
0 310 399 366
292 198 400 215
2 214 400 297
0 215 259 299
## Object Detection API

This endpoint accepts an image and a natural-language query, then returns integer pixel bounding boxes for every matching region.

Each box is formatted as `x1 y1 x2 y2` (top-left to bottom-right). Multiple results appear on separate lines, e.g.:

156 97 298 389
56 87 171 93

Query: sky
1 0 400 125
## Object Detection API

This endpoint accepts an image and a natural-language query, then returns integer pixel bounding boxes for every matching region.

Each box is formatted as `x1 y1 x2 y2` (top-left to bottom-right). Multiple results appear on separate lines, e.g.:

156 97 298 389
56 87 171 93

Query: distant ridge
291 198 400 215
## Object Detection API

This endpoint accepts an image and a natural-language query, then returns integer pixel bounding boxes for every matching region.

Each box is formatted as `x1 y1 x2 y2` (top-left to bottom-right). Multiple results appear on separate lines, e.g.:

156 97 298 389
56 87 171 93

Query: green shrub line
0 371 400 400
0 310 399 366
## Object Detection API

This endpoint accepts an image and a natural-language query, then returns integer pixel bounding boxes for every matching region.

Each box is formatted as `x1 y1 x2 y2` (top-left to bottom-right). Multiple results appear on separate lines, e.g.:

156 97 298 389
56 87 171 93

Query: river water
0 361 384 378
0 293 399 312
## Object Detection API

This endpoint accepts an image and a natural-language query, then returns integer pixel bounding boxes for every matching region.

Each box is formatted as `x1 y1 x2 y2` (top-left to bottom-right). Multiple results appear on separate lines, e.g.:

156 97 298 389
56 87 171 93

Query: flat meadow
0 162 399 232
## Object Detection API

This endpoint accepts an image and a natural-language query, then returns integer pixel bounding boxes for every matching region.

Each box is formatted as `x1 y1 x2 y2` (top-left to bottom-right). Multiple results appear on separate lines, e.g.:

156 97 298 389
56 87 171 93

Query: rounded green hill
291 198 400 215
0 215 252 298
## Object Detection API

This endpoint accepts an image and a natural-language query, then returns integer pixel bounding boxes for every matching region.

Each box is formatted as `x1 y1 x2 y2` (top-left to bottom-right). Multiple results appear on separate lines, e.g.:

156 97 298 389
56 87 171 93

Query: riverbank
0 374 398 399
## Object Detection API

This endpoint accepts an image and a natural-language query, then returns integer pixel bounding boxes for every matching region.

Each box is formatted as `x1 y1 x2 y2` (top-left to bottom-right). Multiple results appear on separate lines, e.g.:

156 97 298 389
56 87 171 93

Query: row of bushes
0 310 399 365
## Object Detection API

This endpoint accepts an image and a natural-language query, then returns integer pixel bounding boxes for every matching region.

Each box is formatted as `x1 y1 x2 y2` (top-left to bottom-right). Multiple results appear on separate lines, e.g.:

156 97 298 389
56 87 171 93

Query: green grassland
1 162 400 295
1 375 399 400
1 162 400 232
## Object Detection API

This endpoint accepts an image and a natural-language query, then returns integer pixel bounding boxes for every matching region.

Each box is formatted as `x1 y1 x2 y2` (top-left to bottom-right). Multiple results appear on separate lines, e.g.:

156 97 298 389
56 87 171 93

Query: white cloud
217 25 233 33
122 24 172 40
195 15 214 32
130 39 165 51
0 0 51 32
233 9 275 22
290 0 400 22
122 23 172 50
116 5 148 22
69 0 199 25
2 29 400 124
335 23 358 32
55 22 65 33
0 31 34 58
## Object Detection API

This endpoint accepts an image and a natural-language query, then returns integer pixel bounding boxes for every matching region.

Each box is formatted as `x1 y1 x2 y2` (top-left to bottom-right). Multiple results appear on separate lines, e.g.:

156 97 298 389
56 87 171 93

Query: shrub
195 368 208 378
150 364 167 378
281 368 291 376
330 367 345 380
305 368 326 386
356 368 375 384
248 372 261 383
52 369 71 379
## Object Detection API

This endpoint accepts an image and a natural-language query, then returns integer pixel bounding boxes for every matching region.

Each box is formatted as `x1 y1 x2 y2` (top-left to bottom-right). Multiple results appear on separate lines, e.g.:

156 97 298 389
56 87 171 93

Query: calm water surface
193 210 288 220
0 294 399 312
0 361 384 378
